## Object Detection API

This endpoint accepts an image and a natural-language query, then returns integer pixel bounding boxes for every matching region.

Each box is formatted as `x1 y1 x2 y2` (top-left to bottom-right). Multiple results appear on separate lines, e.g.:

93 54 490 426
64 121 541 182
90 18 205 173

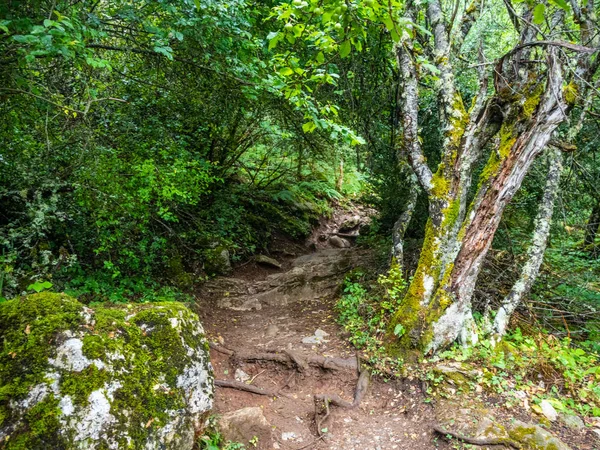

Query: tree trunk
391 172 418 266
584 202 600 252
490 148 562 343
336 158 344 192
386 0 598 356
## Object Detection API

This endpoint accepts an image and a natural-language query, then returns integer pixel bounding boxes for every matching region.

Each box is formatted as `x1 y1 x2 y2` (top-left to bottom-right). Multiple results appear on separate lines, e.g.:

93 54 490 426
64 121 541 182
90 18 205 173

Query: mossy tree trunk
388 0 599 355
489 148 562 343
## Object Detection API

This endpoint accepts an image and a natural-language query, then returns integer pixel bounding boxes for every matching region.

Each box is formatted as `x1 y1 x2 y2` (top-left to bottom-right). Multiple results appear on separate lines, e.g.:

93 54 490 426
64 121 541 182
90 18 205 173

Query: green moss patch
0 293 213 450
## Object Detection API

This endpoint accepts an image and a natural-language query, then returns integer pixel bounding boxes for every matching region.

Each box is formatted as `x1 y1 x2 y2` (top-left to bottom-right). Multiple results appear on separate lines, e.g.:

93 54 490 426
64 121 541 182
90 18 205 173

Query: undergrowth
335 261 407 375
434 329 600 417
197 416 246 450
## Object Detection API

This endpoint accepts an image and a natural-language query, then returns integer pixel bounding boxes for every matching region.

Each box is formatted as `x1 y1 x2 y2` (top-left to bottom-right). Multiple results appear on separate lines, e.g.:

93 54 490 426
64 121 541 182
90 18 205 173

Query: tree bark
391 173 418 266
584 203 600 251
387 0 599 355
490 148 562 343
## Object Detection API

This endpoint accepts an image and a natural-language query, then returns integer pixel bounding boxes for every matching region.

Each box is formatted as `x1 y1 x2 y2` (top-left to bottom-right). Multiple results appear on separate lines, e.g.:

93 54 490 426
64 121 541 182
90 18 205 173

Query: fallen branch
433 424 521 449
214 380 288 398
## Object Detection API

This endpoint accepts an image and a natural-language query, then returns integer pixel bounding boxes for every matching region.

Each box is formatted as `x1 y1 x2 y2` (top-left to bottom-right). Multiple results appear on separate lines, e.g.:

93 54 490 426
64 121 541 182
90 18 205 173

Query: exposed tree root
209 343 358 372
316 397 331 436
283 349 309 372
237 350 357 372
314 368 370 409
313 368 371 439
209 342 234 356
433 424 522 449
214 380 289 398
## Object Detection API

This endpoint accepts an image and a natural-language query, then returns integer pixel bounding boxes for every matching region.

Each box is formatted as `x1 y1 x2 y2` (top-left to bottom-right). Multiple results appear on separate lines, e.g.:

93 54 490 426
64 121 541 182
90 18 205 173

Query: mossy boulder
203 244 232 275
0 293 214 449
508 420 571 450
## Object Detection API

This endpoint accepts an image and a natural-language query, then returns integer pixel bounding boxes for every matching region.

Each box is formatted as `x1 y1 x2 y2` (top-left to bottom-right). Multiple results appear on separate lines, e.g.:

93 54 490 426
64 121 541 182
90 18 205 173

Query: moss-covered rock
0 293 213 450
508 420 571 450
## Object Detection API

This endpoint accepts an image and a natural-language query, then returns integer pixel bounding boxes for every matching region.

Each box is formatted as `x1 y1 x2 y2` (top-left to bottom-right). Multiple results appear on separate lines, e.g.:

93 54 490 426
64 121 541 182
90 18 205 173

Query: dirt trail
193 207 596 450
193 207 446 449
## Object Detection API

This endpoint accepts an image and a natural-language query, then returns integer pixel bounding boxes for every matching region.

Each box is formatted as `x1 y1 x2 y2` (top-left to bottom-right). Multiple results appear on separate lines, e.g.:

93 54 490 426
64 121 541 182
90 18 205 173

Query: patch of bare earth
193 208 595 450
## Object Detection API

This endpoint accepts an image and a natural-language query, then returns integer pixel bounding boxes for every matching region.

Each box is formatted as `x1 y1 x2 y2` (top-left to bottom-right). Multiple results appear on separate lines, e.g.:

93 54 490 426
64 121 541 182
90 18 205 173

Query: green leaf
27 281 53 293
153 46 173 60
302 121 317 133
533 4 545 24
316 51 325 64
548 0 570 10
279 66 294 76
382 16 395 32
339 40 351 58
267 31 281 50
421 62 440 75
393 324 405 337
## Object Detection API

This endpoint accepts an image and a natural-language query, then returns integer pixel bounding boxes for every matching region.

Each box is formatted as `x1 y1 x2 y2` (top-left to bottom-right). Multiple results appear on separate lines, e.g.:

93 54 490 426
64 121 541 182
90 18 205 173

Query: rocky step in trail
195 221 592 450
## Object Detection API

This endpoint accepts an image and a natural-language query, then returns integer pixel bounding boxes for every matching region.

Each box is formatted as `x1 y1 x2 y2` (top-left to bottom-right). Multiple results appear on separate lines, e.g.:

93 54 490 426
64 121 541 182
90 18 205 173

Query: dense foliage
0 0 370 301
1 0 600 396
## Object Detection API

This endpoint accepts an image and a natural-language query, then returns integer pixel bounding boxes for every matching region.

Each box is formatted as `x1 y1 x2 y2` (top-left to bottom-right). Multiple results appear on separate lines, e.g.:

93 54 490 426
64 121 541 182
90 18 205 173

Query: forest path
194 208 447 450
194 242 593 450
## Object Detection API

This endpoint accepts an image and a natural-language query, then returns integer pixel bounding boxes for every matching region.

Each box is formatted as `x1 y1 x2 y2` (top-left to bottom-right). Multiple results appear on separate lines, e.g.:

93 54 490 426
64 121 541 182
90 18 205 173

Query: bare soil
194 225 597 450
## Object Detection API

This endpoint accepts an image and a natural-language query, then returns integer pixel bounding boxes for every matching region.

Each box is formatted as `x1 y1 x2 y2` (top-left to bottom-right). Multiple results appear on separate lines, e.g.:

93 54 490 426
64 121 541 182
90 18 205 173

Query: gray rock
0 293 213 450
218 407 272 447
302 329 329 345
209 248 374 309
255 255 282 269
339 215 361 232
509 420 571 450
204 245 232 275
559 413 585 430
540 399 558 421
329 235 351 248
265 324 279 338
281 431 298 441
235 369 250 383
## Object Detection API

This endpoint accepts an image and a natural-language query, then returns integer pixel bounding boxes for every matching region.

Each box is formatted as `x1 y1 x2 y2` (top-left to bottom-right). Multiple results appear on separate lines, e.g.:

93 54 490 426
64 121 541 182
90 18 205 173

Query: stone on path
540 399 558 421
235 369 250 383
218 407 272 447
301 329 329 345
559 413 585 430
265 324 279 338
329 235 351 248
255 255 282 269
509 420 571 450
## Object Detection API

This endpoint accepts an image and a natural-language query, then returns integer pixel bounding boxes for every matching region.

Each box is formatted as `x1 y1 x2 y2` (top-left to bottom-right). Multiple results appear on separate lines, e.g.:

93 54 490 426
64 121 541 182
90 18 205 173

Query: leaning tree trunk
387 0 598 356
490 147 562 343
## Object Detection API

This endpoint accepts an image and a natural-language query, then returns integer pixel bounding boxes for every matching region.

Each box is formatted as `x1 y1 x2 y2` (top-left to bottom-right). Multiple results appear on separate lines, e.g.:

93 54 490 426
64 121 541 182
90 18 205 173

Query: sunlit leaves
548 0 570 11
265 0 413 145
533 4 546 24
153 45 174 60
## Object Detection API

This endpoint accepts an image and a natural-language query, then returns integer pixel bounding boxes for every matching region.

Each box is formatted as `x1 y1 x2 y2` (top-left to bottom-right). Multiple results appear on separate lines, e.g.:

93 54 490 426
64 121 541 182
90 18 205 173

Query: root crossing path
195 245 444 450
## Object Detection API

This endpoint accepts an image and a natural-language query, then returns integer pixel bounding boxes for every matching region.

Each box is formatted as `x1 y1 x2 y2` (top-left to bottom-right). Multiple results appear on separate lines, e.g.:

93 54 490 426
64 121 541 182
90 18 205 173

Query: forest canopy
1 0 600 362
